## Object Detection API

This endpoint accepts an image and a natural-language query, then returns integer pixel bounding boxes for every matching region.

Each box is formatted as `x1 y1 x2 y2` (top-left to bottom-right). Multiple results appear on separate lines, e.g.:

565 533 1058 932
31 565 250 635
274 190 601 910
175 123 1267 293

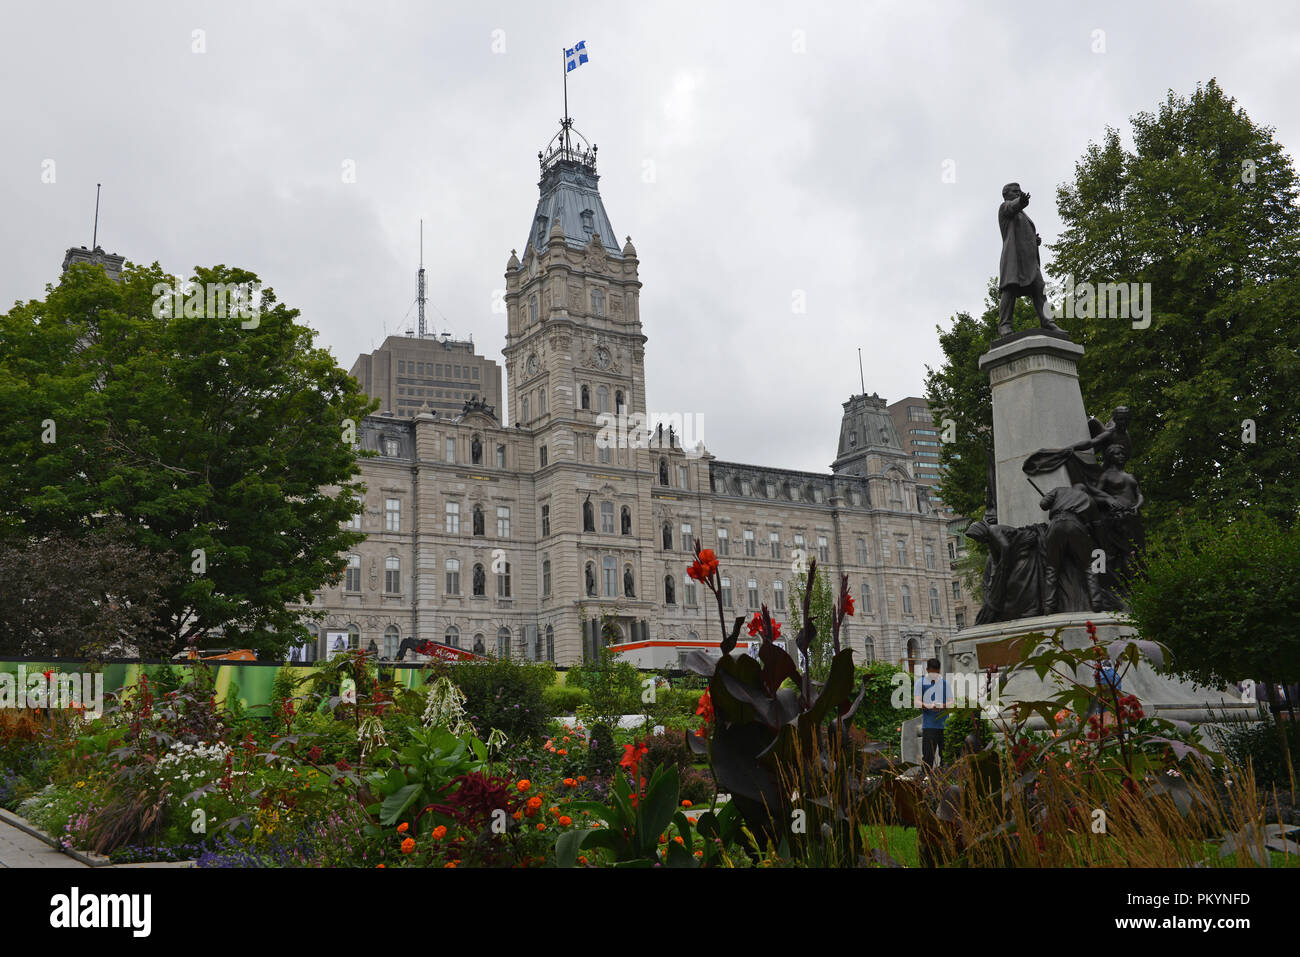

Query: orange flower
512 810 523 821
527 795 542 810
377 863 386 868
659 833 667 844
397 822 409 834
444 862 457 868
400 837 415 854
681 800 692 808
577 775 587 783
432 825 448 840
563 778 576 787
563 736 570 742
550 806 560 816
516 780 531 792
694 850 703 858
536 823 547 832
673 836 685 845
558 815 572 826
578 855 589 865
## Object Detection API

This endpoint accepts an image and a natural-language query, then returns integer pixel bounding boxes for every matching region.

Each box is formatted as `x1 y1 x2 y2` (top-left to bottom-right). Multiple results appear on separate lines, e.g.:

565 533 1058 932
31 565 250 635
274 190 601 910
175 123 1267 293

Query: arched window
623 564 635 598
345 624 360 651
497 627 511 659
924 543 937 570
659 458 669 486
446 625 460 647
545 625 555 662
620 506 631 535
662 522 672 550
901 584 913 615
930 586 941 618
383 625 400 659
472 563 486 596
688 630 699 642
582 499 595 532
863 637 875 662
472 504 485 536
906 637 919 663
664 575 676 605
602 556 617 597
596 386 610 414
580 384 590 410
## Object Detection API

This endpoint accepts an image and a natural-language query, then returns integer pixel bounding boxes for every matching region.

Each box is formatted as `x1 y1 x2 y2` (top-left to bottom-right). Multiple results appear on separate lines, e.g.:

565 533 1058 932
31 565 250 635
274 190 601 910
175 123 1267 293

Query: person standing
914 658 953 768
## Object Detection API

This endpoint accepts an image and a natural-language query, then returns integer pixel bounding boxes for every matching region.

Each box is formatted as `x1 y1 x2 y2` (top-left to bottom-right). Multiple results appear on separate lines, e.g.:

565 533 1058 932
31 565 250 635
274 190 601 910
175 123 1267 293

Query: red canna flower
695 691 714 723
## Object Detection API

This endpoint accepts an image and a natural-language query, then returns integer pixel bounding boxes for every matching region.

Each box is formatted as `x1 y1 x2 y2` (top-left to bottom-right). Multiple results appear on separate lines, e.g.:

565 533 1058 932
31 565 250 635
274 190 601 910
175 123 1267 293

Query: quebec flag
565 41 589 72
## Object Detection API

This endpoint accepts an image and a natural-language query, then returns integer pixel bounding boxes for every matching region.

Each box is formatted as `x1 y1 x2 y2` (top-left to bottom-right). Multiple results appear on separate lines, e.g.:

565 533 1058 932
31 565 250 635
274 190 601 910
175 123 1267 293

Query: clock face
526 354 539 375
594 346 611 370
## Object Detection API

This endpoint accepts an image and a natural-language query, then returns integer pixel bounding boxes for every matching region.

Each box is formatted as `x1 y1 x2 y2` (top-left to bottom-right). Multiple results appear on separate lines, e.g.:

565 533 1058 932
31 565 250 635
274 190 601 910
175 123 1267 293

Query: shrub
542 685 589 718
940 709 991 765
437 659 552 743
1212 719 1300 790
586 722 621 776
641 729 694 779
853 661 919 748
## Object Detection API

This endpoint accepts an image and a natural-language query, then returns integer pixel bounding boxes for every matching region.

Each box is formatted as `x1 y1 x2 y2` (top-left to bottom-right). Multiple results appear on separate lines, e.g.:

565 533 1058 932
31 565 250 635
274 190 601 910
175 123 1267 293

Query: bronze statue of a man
998 183 1060 337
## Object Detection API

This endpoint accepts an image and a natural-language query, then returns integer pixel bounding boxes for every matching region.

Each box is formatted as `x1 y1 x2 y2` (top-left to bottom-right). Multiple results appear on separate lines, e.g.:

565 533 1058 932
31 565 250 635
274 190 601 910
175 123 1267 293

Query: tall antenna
92 183 102 249
858 348 866 395
417 219 427 340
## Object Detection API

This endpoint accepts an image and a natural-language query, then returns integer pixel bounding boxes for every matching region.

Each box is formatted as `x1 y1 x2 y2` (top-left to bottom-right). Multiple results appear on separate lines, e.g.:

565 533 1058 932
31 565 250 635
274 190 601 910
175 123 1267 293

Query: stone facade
301 129 957 667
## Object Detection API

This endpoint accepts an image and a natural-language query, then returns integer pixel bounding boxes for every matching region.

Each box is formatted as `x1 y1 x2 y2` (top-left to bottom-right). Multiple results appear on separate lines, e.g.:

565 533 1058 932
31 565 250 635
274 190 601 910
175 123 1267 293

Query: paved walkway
0 818 192 869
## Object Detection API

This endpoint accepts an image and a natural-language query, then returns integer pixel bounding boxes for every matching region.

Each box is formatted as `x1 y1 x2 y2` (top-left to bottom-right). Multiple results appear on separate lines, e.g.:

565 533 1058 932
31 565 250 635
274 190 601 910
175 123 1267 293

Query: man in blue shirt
913 658 953 768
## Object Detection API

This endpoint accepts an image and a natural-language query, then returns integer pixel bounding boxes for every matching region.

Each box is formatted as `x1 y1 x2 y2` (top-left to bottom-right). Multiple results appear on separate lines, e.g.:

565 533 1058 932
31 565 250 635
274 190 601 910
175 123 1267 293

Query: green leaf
378 783 422 826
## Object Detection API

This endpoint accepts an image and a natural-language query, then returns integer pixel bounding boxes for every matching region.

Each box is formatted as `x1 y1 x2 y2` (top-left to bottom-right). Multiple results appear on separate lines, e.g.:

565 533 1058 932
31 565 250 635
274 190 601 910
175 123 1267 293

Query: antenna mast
417 219 427 340
93 183 102 249
858 348 866 395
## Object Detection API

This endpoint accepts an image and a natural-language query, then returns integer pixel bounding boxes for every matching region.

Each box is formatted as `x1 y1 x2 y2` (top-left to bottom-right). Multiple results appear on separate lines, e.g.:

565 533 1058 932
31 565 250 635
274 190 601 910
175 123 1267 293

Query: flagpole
562 47 569 152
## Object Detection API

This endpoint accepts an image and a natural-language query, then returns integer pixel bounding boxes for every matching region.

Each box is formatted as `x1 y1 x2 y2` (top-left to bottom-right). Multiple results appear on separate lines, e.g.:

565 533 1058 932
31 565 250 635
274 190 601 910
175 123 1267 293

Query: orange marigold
397 822 409 834
526 795 542 810
681 800 692 808
400 837 415 854
516 779 531 792
432 825 448 840
536 823 547 832
558 815 573 826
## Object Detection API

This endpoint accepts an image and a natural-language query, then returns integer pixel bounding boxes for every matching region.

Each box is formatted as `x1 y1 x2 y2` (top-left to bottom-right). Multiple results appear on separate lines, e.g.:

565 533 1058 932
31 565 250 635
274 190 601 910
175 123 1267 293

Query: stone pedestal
977 333 1088 529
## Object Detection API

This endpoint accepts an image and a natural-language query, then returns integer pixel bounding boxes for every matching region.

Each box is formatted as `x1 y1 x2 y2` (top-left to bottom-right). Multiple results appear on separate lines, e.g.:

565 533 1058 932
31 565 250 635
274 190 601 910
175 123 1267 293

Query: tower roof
528 121 622 258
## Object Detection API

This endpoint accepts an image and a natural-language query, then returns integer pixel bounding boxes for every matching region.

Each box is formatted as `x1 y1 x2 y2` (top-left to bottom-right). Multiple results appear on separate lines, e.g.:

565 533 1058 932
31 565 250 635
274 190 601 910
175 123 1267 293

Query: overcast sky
4 1 1298 474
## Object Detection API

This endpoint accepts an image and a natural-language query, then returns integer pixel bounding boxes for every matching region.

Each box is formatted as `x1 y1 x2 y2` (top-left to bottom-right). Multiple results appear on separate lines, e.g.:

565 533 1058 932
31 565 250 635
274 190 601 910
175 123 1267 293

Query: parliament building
302 123 958 668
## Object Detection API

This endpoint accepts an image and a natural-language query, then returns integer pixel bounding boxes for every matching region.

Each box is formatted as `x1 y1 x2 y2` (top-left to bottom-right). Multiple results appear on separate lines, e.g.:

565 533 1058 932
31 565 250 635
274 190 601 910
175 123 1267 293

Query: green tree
1125 512 1300 781
1050 79 1300 541
788 563 835 680
0 261 376 656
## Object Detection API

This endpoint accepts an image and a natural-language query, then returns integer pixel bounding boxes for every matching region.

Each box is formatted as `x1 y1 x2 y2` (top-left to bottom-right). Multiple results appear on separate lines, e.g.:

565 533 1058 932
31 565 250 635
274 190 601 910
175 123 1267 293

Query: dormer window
580 209 594 235
382 436 399 457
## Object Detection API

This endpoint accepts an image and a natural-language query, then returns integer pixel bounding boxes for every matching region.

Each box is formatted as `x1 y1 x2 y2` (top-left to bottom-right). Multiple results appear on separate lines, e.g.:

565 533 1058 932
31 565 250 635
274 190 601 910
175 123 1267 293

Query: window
773 579 785 611
956 611 966 630
497 444 506 468
952 581 961 601
684 581 698 606
747 578 759 610
948 541 956 561
924 543 937 570
545 625 555 662
348 496 363 530
901 584 912 615
383 625 399 659
863 637 875 662
385 498 401 532
497 506 511 538
601 501 615 534
769 532 781 559
497 627 511 659
817 536 829 562
445 437 456 463
678 465 688 489
602 556 617 597
445 625 460 647
383 436 399 457
664 575 676 604
583 499 595 532
597 386 610 414
930 586 941 618
472 504 485 536
896 538 908 565
385 556 400 593
398 360 406 374
540 445 548 467
860 582 872 614
681 523 694 554
743 529 756 557
344 554 361 592
445 559 461 595
472 563 486 596
497 562 512 598
346 624 360 650
542 558 552 597
541 504 550 537
662 523 672 550
856 538 868 565
445 502 460 534
793 533 805 553
717 528 729 556
615 390 624 411
580 385 590 410
592 287 605 316
720 577 733 609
